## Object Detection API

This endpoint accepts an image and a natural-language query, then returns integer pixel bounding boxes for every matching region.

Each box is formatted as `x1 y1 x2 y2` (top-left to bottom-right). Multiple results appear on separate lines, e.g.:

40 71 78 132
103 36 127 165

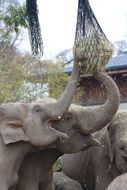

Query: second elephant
62 111 127 190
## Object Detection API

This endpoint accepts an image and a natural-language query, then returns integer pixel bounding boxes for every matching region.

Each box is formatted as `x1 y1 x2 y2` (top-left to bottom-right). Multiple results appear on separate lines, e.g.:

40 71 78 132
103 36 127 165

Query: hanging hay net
26 0 43 57
73 0 114 74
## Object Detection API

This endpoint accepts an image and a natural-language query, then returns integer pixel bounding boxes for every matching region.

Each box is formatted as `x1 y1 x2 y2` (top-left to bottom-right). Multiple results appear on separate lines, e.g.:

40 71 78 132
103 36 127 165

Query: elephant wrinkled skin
16 112 99 190
54 172 83 190
62 111 127 190
0 59 79 190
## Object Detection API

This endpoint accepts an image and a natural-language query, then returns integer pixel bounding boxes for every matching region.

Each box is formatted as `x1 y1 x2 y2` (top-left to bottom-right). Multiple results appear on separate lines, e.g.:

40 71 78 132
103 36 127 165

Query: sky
19 0 127 59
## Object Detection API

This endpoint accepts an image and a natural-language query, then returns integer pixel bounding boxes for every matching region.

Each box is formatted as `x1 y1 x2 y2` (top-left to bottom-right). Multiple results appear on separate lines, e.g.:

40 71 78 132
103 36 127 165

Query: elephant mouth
50 121 63 132
50 121 69 142
49 121 58 131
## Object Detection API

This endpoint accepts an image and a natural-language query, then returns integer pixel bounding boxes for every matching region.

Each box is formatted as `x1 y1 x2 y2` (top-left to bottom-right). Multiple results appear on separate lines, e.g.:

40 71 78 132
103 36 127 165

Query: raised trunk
48 60 79 120
81 72 120 133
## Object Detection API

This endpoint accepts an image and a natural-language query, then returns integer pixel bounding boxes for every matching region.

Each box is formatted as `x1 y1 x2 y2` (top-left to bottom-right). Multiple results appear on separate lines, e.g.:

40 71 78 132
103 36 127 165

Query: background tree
47 63 70 99
0 53 25 103
0 0 28 103
0 0 80 104
114 40 127 55
0 0 27 42
47 61 81 103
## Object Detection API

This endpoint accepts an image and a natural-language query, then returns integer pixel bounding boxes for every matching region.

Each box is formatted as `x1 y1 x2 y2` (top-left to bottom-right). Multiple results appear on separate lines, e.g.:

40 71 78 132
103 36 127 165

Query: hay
74 33 114 74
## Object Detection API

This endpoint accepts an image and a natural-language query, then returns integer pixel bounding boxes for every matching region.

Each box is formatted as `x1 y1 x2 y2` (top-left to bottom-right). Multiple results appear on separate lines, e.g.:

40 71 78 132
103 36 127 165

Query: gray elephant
15 71 120 190
16 137 98 190
0 59 79 190
53 172 83 190
62 110 127 190
106 173 127 190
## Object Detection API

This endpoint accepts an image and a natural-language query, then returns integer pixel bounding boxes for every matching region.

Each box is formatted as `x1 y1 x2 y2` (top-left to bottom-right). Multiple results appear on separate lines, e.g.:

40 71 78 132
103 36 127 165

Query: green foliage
47 63 70 99
0 1 28 103
0 48 81 104
47 62 81 103
2 4 27 33
53 158 62 172
0 1 81 104
0 55 26 103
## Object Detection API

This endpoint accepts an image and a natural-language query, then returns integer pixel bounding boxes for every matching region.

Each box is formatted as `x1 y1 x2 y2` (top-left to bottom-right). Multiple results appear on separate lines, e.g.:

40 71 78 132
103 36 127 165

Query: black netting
73 0 114 73
26 0 43 57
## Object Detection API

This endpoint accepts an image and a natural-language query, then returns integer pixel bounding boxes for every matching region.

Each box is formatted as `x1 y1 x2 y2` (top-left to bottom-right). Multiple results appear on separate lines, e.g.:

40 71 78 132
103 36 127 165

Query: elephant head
53 72 120 153
0 60 79 147
107 111 127 173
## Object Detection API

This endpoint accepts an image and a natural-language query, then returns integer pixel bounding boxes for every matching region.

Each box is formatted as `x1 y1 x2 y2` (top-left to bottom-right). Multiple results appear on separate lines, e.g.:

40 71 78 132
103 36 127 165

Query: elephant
15 71 120 190
62 111 127 190
106 173 127 190
16 137 98 190
53 172 83 190
0 58 80 190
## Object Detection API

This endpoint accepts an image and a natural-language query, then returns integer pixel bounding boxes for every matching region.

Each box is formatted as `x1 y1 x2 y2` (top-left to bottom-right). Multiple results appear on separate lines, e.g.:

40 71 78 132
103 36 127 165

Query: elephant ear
0 120 30 145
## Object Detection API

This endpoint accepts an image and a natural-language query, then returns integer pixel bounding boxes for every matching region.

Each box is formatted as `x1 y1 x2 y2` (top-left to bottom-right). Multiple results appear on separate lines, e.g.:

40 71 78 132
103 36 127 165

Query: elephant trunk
80 72 120 133
47 60 79 120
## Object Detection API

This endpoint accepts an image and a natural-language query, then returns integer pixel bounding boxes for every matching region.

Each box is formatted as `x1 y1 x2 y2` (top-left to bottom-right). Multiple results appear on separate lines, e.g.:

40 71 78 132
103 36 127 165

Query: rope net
26 0 43 57
73 0 114 74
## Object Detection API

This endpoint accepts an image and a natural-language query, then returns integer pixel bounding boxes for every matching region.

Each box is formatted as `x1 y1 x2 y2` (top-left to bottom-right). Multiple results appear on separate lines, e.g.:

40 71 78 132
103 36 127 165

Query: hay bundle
74 0 114 74
74 33 114 74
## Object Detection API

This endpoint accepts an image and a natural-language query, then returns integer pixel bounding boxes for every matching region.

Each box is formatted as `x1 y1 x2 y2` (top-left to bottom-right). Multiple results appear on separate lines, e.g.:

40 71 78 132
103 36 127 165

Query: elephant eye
33 105 41 113
65 114 71 122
